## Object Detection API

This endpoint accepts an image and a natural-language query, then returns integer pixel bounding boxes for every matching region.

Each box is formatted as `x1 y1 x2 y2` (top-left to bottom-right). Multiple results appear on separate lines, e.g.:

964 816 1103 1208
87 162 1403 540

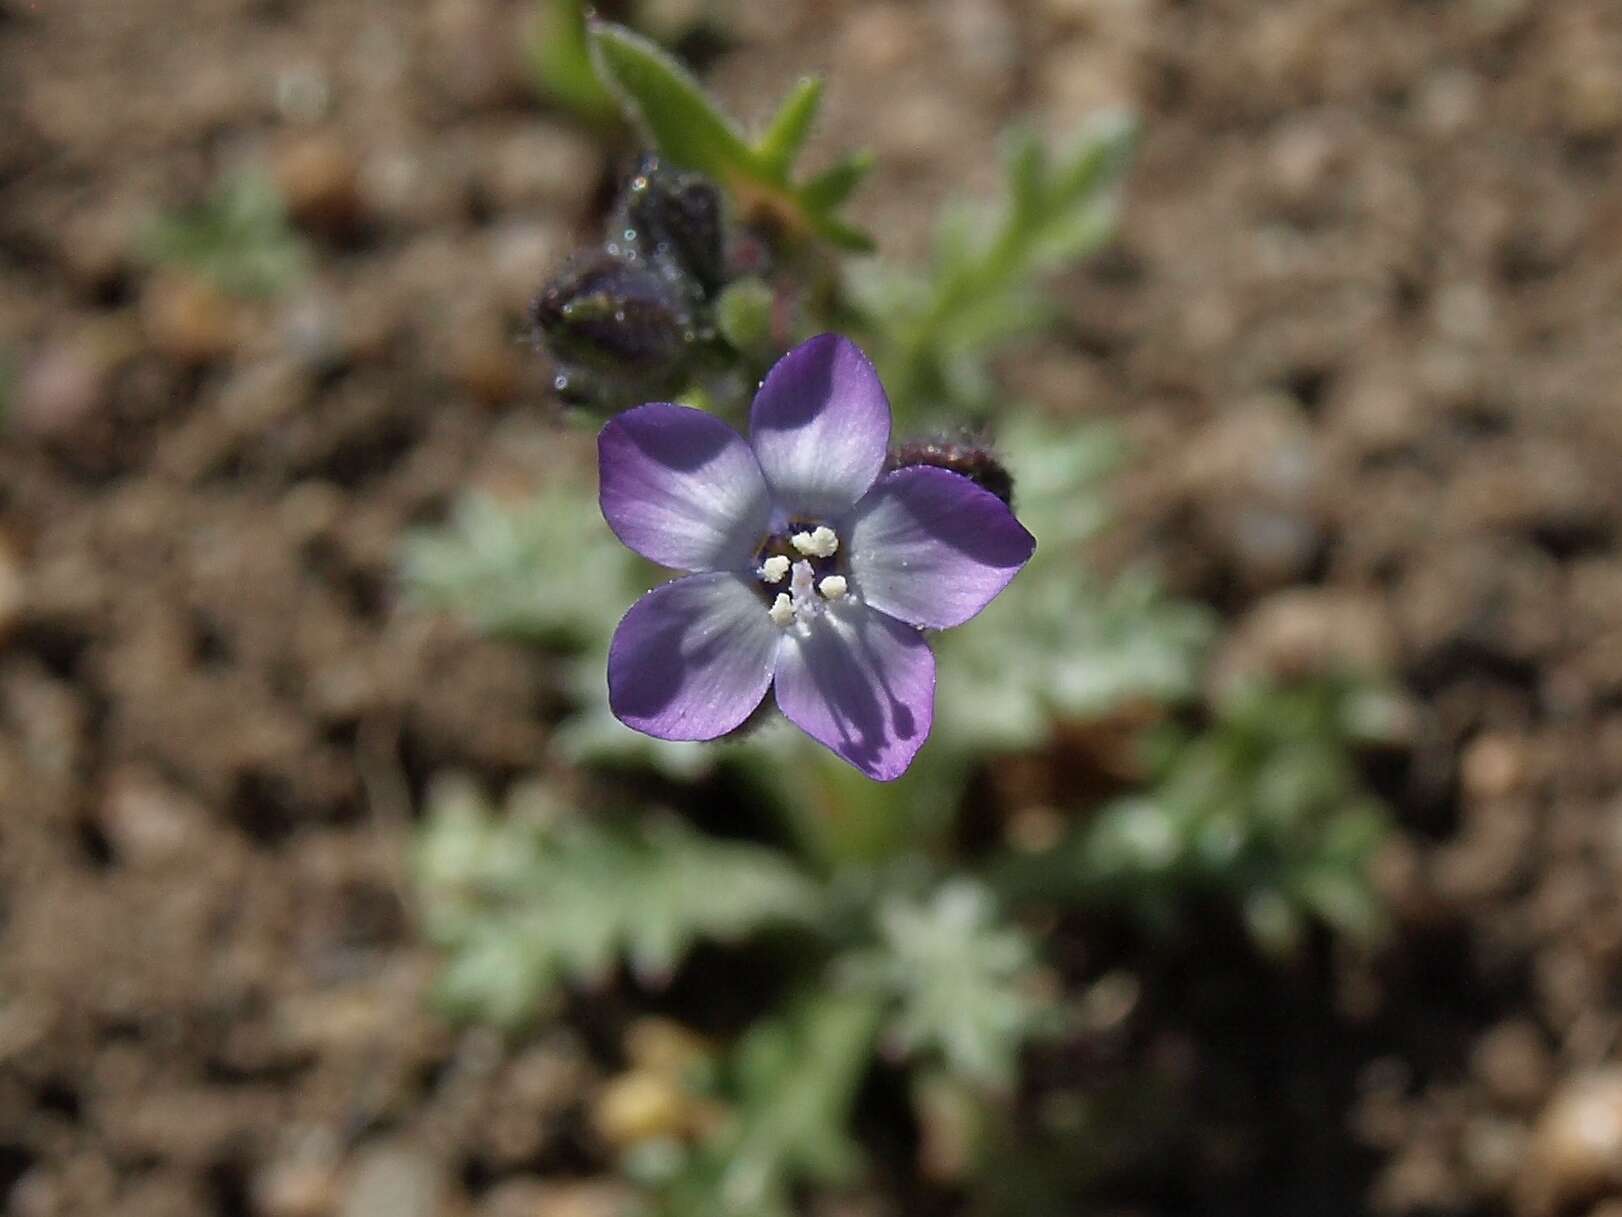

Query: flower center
756 523 848 627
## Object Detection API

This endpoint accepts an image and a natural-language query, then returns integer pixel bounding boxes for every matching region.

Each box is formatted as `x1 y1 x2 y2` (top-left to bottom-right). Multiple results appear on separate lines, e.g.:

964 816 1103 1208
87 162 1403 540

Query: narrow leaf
1026 196 1118 269
815 215 877 254
528 0 619 124
1053 110 1138 205
800 151 874 212
589 22 752 179
1004 126 1047 229
755 76 824 179
414 786 823 1026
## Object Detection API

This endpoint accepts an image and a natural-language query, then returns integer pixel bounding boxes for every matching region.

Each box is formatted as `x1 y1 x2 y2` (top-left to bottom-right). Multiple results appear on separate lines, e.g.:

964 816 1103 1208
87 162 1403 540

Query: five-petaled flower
598 334 1036 780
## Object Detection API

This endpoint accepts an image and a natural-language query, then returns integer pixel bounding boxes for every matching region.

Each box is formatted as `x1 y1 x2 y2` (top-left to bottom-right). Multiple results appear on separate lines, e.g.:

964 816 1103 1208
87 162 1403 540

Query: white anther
759 555 790 583
817 575 848 601
767 592 795 626
790 525 839 558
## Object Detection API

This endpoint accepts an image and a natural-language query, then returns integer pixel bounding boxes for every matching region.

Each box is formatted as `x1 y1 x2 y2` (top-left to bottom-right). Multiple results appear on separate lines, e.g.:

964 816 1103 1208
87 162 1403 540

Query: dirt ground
3 0 1622 1214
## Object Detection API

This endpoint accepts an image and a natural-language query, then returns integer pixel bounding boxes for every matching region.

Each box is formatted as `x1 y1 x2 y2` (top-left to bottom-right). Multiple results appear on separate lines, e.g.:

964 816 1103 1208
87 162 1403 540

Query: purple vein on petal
773 601 935 781
608 572 782 740
843 466 1036 629
599 403 772 572
748 334 892 520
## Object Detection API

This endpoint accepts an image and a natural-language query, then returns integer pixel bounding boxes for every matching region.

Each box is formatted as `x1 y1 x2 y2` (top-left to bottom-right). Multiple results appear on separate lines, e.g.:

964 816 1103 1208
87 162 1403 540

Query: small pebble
591 1070 690 1148
1472 1020 1552 1108
141 272 241 364
1207 588 1396 701
1520 1069 1622 1215
273 131 363 234
623 1017 708 1078
340 1142 443 1217
1461 734 1528 802
16 337 110 439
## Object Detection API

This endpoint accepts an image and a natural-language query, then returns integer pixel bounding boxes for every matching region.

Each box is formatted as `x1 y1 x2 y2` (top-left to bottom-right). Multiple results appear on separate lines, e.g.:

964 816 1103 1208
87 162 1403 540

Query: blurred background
4 1 1622 1215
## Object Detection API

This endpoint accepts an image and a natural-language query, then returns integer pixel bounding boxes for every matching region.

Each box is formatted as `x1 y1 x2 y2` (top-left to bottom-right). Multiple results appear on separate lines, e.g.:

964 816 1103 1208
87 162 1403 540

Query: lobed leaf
933 417 1213 753
992 675 1395 954
755 76 824 179
414 780 823 1026
399 485 638 647
839 880 1049 1089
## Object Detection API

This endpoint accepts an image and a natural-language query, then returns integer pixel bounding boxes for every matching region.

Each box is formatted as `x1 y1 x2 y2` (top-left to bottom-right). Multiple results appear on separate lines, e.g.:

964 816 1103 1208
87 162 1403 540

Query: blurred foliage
849 115 1136 421
414 781 1052 1210
400 479 734 779
400 487 633 647
644 991 883 1217
839 880 1049 1089
139 171 309 297
935 416 1214 752
995 674 1396 956
415 776 821 1026
712 275 777 361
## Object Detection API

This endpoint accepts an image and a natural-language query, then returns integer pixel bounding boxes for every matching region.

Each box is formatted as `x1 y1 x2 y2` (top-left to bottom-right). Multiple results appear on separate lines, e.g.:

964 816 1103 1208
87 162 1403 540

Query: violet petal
748 334 891 519
608 572 781 740
773 602 936 781
599 404 771 572
843 466 1036 629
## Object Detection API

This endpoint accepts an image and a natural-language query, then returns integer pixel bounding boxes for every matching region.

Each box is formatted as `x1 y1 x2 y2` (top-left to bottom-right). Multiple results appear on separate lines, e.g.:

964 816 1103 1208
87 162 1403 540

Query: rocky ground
3 0 1622 1214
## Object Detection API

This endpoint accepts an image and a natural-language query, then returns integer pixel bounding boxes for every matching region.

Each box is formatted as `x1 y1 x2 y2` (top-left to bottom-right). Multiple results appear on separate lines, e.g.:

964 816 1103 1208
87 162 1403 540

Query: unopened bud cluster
529 153 775 409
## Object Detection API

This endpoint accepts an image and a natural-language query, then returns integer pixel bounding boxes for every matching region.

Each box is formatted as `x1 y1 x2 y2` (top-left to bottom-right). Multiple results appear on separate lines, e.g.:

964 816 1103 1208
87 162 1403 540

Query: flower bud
888 437 1015 506
612 154 725 297
529 250 694 399
713 276 777 361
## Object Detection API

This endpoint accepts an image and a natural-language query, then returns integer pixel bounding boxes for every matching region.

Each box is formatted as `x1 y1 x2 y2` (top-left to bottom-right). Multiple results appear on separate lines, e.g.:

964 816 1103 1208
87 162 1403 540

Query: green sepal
714 276 777 361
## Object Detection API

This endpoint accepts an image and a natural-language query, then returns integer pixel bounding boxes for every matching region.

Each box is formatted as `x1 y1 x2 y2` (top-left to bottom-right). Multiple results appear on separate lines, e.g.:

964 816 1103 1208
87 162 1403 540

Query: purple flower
598 334 1036 781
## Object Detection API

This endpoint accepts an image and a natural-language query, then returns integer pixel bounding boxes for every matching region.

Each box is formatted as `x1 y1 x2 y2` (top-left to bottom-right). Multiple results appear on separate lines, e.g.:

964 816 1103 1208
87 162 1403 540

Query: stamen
767 592 795 627
781 559 823 627
759 555 790 583
790 525 839 558
817 575 848 601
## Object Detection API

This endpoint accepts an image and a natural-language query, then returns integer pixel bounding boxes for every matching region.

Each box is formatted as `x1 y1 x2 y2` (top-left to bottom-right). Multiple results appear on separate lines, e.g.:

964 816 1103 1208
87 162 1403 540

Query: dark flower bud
888 437 1015 507
612 154 725 298
529 250 693 379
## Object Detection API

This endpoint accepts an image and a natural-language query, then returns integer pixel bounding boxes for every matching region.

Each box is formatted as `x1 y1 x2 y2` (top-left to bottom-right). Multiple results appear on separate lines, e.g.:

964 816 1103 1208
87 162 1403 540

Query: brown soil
3 1 1622 1215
